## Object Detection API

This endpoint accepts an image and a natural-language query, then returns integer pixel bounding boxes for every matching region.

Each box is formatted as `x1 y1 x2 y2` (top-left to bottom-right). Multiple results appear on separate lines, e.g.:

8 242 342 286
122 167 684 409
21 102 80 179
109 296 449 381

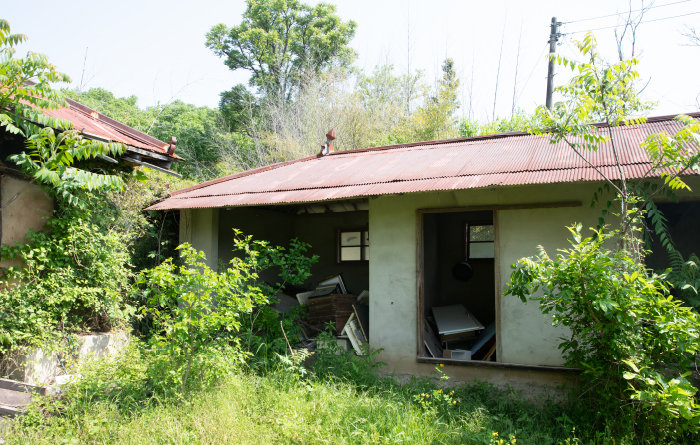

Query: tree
206 0 357 101
64 88 148 130
506 32 700 439
218 84 259 133
147 101 221 181
0 19 70 136
0 20 126 207
459 111 541 137
505 226 700 440
410 58 460 141
533 33 697 260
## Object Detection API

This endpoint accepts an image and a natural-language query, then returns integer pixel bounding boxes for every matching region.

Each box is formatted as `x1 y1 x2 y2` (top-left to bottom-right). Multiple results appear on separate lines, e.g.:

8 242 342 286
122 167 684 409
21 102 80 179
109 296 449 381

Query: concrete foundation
0 332 129 386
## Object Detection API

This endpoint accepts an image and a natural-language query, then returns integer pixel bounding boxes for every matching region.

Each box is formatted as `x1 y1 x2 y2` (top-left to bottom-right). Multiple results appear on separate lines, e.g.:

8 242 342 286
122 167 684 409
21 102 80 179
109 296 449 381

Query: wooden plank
483 343 497 361
416 209 425 357
352 304 368 342
493 209 502 363
341 313 367 355
423 321 442 358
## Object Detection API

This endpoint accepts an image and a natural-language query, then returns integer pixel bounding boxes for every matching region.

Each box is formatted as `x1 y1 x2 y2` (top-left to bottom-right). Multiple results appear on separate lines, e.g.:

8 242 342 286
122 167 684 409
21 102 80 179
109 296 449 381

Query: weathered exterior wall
0 175 53 271
368 182 608 372
387 360 578 399
0 175 53 245
180 177 700 390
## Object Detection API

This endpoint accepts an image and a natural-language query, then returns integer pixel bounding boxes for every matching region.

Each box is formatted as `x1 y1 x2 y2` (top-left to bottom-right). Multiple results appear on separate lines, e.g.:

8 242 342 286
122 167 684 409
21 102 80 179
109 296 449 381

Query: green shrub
505 224 700 441
134 232 317 392
233 232 317 363
0 196 133 352
135 243 264 393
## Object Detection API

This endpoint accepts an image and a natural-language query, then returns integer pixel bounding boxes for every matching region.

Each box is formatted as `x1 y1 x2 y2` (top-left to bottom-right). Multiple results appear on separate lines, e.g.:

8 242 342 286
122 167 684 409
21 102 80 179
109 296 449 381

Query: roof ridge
321 111 700 158
66 97 170 151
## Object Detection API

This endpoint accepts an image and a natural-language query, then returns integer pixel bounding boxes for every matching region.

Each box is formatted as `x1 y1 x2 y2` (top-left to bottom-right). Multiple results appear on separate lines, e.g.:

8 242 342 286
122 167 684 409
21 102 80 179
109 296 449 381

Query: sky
3 0 700 121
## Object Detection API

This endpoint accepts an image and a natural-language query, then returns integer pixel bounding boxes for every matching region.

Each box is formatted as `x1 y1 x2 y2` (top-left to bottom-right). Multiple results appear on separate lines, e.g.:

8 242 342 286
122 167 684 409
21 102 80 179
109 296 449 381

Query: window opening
467 224 494 259
339 230 369 262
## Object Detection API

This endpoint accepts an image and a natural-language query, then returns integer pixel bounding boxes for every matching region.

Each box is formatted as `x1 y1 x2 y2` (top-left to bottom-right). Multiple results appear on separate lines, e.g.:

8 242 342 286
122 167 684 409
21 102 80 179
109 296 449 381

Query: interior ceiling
252 198 370 215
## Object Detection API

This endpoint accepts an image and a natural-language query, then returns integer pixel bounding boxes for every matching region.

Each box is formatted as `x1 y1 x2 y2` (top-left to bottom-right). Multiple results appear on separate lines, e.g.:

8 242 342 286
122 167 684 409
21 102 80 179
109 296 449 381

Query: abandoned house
149 113 700 394
0 96 181 255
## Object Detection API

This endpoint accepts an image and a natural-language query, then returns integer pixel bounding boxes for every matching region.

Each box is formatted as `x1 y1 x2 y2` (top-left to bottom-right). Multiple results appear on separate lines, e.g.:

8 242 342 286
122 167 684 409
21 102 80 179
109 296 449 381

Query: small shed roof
41 98 181 161
148 113 700 211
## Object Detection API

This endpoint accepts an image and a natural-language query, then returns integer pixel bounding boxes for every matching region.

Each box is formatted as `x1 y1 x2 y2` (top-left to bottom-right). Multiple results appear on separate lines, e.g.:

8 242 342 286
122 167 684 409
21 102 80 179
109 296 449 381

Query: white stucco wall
368 182 609 369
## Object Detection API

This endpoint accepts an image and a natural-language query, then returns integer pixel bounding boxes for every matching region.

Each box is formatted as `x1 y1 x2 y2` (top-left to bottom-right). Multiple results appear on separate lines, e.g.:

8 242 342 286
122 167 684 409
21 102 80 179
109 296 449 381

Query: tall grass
8 371 580 444
4 341 588 444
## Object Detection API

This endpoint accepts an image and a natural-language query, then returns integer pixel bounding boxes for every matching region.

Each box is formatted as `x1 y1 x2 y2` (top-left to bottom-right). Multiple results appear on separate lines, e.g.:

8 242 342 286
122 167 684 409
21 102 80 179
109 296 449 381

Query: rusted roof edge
162 111 700 200
165 161 658 202
66 97 181 159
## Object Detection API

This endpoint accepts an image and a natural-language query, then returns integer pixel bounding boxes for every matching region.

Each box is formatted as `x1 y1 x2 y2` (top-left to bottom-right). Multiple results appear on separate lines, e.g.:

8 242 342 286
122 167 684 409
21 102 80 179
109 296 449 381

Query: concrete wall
0 175 53 245
368 182 608 372
181 179 700 390
1 332 129 386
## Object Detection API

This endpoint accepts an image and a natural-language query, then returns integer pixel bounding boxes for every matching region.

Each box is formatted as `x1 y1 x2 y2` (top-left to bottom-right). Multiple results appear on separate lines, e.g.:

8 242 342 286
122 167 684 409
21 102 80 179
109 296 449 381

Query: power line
561 0 691 25
516 42 549 104
565 10 700 35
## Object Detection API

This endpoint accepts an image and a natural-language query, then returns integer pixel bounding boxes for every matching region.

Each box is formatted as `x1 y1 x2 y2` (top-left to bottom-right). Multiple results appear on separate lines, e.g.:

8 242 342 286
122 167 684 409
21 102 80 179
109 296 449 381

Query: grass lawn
5 368 580 444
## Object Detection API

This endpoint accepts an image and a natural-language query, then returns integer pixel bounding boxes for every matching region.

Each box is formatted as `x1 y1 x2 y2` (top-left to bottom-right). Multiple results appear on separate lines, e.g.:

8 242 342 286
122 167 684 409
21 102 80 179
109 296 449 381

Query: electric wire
560 0 691 24
515 42 550 104
565 10 700 35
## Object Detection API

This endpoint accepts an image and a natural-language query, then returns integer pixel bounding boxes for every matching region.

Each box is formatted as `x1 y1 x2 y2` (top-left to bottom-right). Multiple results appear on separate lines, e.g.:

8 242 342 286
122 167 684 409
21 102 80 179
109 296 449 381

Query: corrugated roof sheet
148 113 700 210
41 98 180 159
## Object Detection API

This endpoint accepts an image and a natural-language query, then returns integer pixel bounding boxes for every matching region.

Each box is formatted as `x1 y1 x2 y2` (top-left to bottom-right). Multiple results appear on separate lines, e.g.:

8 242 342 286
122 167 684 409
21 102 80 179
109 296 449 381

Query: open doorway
420 210 497 361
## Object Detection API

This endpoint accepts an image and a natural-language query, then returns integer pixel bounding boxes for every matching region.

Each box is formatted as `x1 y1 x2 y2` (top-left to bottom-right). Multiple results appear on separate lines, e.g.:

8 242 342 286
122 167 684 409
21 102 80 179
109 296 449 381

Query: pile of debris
274 274 369 355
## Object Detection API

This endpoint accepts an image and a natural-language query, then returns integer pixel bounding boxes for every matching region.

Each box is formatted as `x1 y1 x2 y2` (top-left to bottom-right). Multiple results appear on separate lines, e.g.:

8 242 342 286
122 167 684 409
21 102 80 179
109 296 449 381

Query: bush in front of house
506 223 700 442
133 231 317 394
0 193 134 353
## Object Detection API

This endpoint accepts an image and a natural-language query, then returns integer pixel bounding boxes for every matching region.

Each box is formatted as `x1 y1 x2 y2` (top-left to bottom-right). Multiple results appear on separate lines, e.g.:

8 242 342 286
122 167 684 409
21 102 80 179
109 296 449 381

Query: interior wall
293 211 369 293
645 201 700 273
431 211 495 325
422 215 439 315
216 206 369 293
179 208 219 269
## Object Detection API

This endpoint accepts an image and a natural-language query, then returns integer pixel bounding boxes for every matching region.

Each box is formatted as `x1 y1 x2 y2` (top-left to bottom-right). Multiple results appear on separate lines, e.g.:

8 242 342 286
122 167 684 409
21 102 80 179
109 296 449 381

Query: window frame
466 223 495 260
337 228 369 263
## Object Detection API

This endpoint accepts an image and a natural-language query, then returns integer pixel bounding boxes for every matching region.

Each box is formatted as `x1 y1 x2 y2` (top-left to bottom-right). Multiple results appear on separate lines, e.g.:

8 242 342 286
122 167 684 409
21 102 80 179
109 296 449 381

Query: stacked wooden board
307 294 356 332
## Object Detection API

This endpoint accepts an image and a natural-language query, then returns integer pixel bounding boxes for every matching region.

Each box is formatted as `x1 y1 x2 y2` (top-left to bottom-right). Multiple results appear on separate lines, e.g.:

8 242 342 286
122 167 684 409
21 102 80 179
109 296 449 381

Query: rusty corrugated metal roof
41 98 180 160
148 113 700 211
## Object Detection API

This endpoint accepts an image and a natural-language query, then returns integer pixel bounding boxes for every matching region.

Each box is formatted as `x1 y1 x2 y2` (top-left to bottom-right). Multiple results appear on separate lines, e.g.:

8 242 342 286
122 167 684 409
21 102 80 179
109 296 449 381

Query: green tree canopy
0 19 70 136
410 58 460 141
206 0 357 101
1 20 126 206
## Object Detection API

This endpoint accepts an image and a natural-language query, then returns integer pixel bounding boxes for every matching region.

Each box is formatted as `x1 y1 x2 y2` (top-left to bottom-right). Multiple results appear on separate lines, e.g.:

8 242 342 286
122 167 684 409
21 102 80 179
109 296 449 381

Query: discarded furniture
307 294 356 332
432 304 484 340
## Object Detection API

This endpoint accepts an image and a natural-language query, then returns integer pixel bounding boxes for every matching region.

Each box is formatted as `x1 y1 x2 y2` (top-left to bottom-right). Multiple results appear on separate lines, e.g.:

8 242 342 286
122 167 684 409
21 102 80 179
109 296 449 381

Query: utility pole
545 17 560 109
